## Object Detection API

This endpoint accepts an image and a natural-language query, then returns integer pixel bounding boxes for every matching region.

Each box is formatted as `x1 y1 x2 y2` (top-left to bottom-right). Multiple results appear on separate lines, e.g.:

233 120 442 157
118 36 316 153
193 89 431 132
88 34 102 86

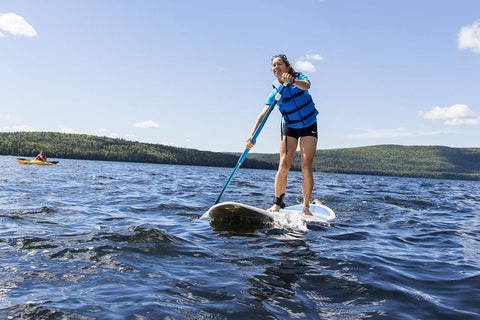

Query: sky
1 0 480 154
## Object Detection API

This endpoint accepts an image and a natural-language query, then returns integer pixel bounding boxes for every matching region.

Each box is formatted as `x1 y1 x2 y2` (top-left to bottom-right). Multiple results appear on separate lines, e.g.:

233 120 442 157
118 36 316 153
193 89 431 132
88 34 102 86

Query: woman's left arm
281 72 310 90
292 78 310 90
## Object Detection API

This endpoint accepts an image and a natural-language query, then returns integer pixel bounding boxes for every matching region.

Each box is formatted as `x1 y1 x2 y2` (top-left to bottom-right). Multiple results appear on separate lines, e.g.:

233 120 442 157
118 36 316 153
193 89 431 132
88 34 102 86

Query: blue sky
1 0 479 153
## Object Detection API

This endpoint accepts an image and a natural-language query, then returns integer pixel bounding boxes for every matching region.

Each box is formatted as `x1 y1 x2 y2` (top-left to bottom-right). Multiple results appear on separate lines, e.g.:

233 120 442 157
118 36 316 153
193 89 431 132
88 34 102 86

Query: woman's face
272 57 288 79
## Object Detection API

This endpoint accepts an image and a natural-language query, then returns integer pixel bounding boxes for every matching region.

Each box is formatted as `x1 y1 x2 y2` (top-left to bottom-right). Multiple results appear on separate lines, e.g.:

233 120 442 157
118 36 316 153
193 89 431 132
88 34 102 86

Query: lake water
0 155 479 319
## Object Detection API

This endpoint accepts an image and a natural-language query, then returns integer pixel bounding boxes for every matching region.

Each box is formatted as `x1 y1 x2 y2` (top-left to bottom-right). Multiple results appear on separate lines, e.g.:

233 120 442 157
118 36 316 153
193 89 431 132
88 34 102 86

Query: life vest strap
282 91 304 103
283 108 317 125
281 98 313 116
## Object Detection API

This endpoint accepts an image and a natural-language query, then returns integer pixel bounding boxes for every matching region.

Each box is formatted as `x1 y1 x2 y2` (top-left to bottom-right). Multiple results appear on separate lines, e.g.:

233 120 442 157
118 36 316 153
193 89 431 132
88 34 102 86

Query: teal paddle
214 81 289 205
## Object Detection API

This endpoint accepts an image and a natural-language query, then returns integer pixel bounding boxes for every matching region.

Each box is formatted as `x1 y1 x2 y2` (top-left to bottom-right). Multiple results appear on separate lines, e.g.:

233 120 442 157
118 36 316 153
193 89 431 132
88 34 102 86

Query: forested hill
1 132 479 181
313 145 480 180
249 145 480 181
0 132 275 170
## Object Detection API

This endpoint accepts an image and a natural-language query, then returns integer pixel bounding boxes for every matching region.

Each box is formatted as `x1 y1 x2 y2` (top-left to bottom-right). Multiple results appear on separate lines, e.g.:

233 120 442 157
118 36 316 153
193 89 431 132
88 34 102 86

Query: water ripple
0 156 479 319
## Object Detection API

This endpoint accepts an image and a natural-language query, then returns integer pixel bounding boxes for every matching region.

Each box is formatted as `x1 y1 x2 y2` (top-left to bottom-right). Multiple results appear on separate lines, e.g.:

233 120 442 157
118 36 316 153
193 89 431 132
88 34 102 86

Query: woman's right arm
246 104 271 149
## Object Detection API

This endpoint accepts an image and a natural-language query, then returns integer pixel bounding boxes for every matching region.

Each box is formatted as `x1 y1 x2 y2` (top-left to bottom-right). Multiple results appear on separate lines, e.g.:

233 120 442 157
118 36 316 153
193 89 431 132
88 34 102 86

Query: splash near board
202 202 335 225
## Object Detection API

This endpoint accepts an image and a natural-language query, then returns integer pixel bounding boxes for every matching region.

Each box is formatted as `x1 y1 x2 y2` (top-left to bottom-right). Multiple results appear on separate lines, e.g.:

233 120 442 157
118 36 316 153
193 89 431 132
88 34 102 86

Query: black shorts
281 121 318 139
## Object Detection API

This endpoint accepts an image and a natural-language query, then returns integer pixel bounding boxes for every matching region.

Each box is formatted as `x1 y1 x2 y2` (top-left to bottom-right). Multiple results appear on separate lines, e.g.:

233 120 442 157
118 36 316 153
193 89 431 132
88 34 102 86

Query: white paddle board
201 201 335 224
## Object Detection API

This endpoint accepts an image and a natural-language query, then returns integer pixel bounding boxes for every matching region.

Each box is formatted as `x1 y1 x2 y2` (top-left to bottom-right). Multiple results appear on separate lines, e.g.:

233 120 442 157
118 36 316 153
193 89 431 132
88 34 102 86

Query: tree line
0 131 275 170
250 144 480 181
1 132 479 181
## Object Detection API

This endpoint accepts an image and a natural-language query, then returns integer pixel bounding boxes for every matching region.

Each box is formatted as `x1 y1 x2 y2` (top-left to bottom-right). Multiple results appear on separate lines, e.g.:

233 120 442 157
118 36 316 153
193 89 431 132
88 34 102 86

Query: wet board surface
202 201 335 224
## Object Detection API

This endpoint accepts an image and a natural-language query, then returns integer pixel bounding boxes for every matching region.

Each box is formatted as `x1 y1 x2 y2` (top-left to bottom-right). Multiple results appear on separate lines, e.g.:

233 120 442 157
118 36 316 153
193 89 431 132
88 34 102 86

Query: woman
246 54 319 215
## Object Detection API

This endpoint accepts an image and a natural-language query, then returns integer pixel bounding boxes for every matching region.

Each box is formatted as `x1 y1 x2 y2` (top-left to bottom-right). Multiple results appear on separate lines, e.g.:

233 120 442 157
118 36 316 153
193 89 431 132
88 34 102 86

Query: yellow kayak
17 158 59 165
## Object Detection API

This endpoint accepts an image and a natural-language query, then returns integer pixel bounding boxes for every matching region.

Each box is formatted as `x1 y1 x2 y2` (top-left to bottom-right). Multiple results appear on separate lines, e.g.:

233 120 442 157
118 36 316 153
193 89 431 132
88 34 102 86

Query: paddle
214 81 289 205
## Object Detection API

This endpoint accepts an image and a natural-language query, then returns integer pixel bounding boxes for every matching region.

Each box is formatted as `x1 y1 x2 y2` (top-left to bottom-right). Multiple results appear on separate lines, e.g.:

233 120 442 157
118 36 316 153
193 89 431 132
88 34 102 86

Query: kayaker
246 54 319 216
36 150 47 162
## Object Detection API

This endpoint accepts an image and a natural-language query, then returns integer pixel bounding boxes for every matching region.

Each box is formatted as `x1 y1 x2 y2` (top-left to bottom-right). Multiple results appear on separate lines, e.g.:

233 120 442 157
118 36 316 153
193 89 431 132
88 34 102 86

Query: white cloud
443 118 479 126
2 125 36 132
108 133 120 139
349 128 447 139
124 134 136 141
458 19 480 54
294 52 324 72
133 120 159 128
419 104 479 126
97 128 121 138
59 127 76 134
295 60 316 72
305 53 323 61
0 13 37 38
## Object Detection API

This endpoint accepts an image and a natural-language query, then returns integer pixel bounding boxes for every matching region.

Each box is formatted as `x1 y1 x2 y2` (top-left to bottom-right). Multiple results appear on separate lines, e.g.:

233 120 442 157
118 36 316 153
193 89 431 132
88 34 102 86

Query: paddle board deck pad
202 202 335 228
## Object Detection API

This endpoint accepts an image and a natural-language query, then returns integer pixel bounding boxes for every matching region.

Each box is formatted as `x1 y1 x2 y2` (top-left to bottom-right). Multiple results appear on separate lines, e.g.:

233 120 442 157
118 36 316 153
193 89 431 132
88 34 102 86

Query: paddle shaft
214 82 288 205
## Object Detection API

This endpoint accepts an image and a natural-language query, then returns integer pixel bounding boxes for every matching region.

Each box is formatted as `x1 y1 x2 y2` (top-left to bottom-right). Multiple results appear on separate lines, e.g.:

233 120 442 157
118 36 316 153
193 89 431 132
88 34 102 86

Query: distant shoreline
1 132 479 181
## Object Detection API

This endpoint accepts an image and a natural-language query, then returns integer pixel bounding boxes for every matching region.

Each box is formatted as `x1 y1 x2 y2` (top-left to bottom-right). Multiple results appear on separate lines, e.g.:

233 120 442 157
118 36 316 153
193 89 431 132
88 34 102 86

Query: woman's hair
272 54 298 77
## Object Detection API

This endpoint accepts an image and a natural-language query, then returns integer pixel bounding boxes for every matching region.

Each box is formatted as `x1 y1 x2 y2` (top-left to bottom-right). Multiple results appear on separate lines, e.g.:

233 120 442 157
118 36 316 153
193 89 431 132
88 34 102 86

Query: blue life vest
272 75 318 129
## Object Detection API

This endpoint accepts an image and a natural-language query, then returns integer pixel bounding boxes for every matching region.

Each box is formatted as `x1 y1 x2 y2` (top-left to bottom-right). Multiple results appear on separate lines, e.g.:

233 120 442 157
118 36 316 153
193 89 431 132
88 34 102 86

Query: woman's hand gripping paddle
213 81 289 205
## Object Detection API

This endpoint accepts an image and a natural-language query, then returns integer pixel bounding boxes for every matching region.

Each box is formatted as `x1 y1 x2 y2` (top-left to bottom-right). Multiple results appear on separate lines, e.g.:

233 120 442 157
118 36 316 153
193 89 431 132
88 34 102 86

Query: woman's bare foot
302 206 313 216
267 204 281 212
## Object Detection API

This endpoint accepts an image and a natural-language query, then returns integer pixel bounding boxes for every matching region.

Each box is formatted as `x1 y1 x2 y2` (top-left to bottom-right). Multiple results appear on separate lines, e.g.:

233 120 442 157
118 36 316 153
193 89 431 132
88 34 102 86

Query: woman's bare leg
268 136 298 212
299 136 317 215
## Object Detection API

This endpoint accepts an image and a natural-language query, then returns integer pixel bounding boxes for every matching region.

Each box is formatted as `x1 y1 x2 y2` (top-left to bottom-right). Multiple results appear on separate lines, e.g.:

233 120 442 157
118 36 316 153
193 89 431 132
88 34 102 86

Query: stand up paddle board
202 202 335 224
